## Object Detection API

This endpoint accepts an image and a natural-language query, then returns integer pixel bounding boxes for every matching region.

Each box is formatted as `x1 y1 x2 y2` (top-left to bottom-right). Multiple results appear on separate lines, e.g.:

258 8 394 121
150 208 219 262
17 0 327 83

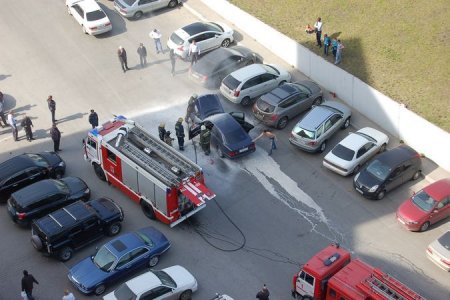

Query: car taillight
249 142 256 149
90 26 98 30
105 22 111 26
177 46 184 51
426 247 433 254
228 150 238 157
17 212 27 220
307 141 317 146
270 114 278 121
201 75 208 82
441 258 450 266
233 90 240 97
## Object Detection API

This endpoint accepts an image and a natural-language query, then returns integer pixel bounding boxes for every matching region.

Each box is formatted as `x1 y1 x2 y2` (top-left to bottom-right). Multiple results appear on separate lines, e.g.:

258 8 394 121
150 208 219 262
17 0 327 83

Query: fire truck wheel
148 255 159 267
93 163 106 181
107 222 122 236
179 290 192 300
141 201 156 220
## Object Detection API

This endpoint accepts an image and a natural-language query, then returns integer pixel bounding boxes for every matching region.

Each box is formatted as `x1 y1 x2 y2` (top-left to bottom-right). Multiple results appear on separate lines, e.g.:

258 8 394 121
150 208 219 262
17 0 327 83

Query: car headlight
58 161 65 167
84 188 90 194
368 185 379 192
354 172 360 181
406 221 419 225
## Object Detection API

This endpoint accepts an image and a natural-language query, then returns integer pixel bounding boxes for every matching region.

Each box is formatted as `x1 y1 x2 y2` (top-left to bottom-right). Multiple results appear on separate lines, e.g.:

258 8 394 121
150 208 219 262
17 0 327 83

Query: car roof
423 178 450 201
299 105 336 130
196 94 225 119
72 0 101 12
376 145 419 167
228 64 272 81
126 271 162 294
0 154 35 183
260 83 299 105
12 179 61 206
194 47 243 70
339 132 370 150
182 22 221 36
207 113 243 133
107 231 145 256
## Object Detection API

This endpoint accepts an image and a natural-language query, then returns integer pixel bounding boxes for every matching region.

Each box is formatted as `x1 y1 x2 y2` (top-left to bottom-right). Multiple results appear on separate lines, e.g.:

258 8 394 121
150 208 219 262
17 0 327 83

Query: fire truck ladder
365 269 426 300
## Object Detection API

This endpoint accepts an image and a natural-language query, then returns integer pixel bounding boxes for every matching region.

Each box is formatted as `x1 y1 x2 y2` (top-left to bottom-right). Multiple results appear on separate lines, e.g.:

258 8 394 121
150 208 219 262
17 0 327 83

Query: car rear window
123 0 136 6
113 283 137 300
223 128 248 145
256 98 275 113
262 64 280 75
207 22 223 32
293 125 315 140
86 10 106 21
222 75 241 90
26 153 49 168
54 180 70 194
170 32 185 46
438 231 450 247
331 144 355 161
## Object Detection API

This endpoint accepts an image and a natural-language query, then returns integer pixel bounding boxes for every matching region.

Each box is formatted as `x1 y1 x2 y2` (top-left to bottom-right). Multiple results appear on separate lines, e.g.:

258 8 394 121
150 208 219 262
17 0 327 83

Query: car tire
411 170 421 181
318 140 327 153
221 38 231 47
93 163 106 181
168 0 178 8
58 246 74 262
107 222 122 236
341 117 351 129
277 117 288 130
141 201 156 220
313 97 322 107
379 143 387 153
217 147 225 158
94 284 106 296
31 235 43 250
180 290 193 300
420 221 430 232
134 11 143 19
278 80 286 86
148 255 159 267
241 96 251 106
376 190 386 200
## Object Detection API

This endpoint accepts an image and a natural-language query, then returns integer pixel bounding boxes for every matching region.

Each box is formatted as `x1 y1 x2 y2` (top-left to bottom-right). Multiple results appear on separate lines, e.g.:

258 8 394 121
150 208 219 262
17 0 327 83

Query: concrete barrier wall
202 0 450 171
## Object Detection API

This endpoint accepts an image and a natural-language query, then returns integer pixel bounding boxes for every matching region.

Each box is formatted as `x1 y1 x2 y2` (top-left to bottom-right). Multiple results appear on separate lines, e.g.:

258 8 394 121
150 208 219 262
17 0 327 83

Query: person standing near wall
314 17 323 48
335 39 345 65
323 34 331 56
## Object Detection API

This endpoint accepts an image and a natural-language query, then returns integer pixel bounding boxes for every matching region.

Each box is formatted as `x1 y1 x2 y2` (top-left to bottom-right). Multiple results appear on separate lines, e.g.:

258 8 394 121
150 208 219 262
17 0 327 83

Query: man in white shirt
62 289 75 300
149 29 163 54
7 111 18 141
314 17 323 48
188 40 200 66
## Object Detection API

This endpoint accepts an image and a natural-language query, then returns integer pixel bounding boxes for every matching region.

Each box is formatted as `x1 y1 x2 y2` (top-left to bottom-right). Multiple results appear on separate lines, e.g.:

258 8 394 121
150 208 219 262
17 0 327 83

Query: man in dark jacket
21 113 34 141
47 95 56 123
158 122 166 141
199 125 211 155
88 109 99 129
256 284 270 300
0 91 8 127
137 43 147 67
118 46 129 73
50 123 61 152
22 270 39 300
175 117 185 151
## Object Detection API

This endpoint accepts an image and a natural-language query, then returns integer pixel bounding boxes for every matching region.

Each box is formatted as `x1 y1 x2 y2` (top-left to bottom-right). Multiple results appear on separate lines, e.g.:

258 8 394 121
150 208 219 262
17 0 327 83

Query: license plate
239 147 248 153
356 187 363 194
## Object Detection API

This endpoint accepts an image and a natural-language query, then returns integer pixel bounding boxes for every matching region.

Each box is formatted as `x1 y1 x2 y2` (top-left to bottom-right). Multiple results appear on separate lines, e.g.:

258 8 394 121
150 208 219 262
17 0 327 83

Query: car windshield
365 159 390 181
223 128 247 145
93 246 117 271
293 125 315 139
222 75 241 90
135 231 154 247
154 270 177 288
256 98 275 113
113 283 137 300
411 190 437 212
25 153 49 167
331 144 355 161
86 10 106 21
53 180 70 194
123 0 136 5
170 32 184 46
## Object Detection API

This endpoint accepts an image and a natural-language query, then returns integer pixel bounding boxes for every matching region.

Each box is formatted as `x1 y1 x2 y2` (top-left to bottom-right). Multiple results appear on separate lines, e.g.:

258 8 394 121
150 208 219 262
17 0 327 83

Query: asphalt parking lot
0 1 449 299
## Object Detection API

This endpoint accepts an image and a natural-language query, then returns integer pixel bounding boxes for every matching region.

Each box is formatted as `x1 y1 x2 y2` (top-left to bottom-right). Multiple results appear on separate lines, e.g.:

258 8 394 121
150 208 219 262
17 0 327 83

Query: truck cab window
107 149 117 163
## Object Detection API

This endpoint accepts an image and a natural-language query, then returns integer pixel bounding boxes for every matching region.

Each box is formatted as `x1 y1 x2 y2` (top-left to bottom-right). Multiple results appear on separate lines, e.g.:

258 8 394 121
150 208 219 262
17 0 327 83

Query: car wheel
411 170 421 181
67 6 72 15
141 201 156 220
93 163 106 181
180 290 193 300
31 235 43 250
341 117 351 129
134 11 143 19
107 222 122 236
278 80 286 86
318 140 327 153
58 247 74 262
148 255 159 267
277 117 288 129
217 147 225 158
313 96 322 106
379 143 387 153
168 0 178 8
352 165 360 175
221 38 231 47
420 221 430 232
376 190 386 200
94 284 106 296
241 96 251 106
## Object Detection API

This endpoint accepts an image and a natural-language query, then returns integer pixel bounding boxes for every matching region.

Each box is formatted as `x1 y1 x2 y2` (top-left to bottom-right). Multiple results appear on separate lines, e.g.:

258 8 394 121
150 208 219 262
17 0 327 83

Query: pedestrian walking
335 39 345 65
331 38 338 57
0 91 8 127
50 123 62 152
88 109 99 129
158 122 166 141
7 111 18 141
62 289 76 300
137 43 147 67
314 17 323 47
253 129 277 156
164 131 174 146
188 40 200 66
149 29 163 54
47 95 57 123
323 34 331 56
21 270 39 300
175 117 185 151
199 125 211 155
118 46 130 73
256 284 270 300
169 48 176 76
21 114 34 142
185 94 198 124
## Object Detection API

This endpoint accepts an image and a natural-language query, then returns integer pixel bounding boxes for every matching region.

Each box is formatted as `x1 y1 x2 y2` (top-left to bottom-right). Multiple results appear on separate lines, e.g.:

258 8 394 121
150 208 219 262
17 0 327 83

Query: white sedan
426 231 450 271
103 265 198 300
66 0 112 35
323 127 389 176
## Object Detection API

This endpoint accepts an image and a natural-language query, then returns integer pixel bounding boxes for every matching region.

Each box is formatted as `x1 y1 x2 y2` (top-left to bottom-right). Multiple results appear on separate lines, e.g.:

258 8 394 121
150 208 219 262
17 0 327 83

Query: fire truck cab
83 115 215 227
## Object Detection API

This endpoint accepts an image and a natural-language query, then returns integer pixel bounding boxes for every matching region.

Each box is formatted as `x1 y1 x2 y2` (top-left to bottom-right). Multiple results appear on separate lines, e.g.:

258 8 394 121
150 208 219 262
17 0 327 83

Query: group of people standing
307 17 345 65
157 117 186 151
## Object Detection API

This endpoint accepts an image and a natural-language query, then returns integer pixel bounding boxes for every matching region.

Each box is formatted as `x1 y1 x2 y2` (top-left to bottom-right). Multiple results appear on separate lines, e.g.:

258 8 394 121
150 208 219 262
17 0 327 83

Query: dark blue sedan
68 227 171 295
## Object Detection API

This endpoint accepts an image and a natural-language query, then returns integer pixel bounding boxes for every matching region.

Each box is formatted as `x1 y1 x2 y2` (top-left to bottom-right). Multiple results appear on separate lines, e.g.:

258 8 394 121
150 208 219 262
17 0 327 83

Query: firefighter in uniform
199 125 211 155
175 117 185 151
21 114 34 142
185 94 198 124
158 122 166 141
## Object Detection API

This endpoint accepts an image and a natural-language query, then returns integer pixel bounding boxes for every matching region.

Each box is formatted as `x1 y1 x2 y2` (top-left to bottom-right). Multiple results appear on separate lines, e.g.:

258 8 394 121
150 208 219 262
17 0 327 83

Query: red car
396 178 450 231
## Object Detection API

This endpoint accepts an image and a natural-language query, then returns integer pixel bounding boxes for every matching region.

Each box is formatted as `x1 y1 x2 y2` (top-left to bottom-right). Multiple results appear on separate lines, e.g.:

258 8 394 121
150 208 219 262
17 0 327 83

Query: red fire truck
83 115 215 227
292 244 426 300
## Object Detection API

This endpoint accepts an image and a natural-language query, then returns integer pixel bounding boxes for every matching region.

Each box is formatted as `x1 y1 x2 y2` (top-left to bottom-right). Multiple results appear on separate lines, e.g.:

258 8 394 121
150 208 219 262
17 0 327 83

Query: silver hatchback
289 101 352 153
114 0 179 19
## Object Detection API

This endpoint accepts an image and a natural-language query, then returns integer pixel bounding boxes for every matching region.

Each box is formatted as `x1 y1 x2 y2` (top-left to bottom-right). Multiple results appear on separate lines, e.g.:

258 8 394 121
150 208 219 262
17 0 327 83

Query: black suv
7 177 90 226
0 152 66 202
31 198 124 261
353 145 422 200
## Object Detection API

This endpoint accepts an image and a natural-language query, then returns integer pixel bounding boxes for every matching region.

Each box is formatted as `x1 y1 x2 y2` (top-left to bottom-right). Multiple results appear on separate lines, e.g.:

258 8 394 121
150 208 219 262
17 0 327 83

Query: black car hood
61 177 88 194
356 169 383 188
38 152 63 167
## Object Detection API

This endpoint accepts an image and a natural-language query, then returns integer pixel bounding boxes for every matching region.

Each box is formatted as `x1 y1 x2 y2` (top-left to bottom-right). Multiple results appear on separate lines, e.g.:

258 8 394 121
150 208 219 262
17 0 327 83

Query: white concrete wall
202 0 450 171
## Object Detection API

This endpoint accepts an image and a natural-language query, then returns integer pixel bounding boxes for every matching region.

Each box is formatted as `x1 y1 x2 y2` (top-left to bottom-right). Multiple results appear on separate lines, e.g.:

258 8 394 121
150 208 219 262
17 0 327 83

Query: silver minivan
289 101 352 153
114 0 180 19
